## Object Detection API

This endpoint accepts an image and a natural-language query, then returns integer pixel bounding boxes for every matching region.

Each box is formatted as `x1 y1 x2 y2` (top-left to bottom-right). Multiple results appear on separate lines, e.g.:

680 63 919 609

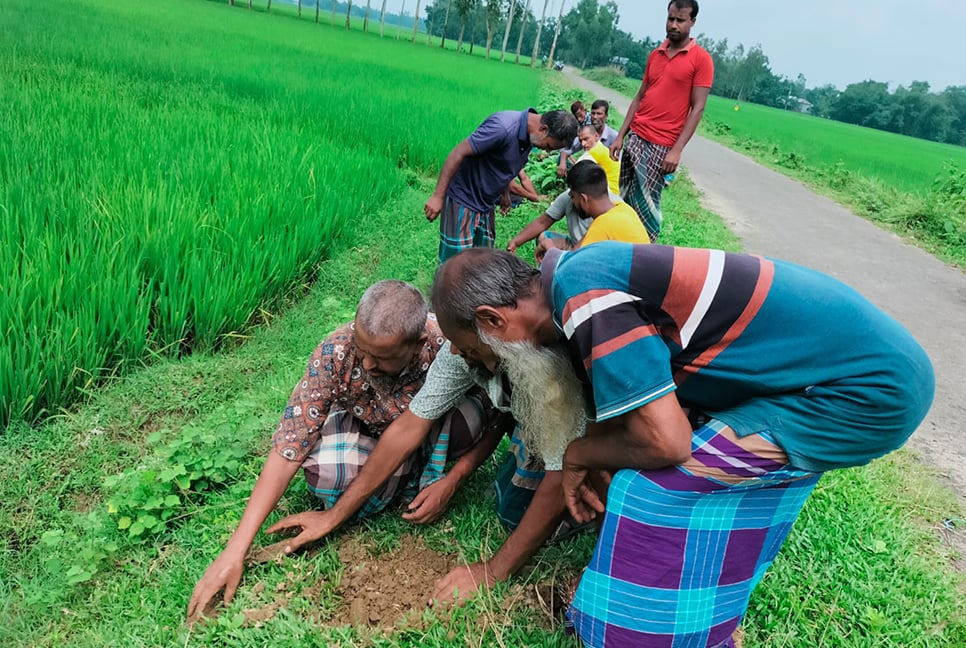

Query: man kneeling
187 280 492 620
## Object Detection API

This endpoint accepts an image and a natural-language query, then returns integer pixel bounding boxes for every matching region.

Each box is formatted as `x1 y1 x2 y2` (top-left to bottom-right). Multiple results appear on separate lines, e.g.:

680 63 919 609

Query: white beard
479 331 587 464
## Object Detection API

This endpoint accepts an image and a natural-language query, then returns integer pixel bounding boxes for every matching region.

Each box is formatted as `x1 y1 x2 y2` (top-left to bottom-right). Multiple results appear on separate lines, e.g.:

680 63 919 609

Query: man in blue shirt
429 244 934 647
424 108 578 264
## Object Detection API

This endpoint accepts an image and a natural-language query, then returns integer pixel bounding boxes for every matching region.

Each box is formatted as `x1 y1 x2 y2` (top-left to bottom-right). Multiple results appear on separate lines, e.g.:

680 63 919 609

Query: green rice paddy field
2 1 965 646
702 95 966 196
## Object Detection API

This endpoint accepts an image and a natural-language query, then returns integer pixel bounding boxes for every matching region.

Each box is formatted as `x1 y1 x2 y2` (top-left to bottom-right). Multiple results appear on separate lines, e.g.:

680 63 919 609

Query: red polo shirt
630 38 714 147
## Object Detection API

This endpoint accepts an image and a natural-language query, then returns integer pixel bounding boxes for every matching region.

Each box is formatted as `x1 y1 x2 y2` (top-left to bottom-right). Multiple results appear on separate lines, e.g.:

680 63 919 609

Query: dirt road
563 70 966 511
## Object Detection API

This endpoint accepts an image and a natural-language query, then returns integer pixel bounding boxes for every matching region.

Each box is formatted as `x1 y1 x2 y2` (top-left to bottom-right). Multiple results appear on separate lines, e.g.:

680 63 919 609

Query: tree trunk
331 0 337 26
530 0 549 67
398 0 406 39
547 0 565 68
486 24 494 58
379 0 388 36
315 0 320 23
267 0 273 12
363 0 371 32
457 22 465 52
440 0 452 49
411 0 422 43
248 0 252 9
500 0 516 63
298 0 302 18
345 0 353 29
514 0 531 64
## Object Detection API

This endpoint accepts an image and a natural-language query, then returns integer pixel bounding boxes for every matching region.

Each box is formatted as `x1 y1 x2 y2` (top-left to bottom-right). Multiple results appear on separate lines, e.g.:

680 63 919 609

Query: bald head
431 248 541 335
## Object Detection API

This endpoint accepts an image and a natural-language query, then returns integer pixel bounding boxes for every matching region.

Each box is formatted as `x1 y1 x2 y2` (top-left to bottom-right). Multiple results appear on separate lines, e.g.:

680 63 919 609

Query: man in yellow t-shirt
567 161 649 247
577 121 621 196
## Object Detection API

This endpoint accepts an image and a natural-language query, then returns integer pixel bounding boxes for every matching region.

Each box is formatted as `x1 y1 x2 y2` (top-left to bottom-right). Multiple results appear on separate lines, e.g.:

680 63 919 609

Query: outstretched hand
186 552 245 622
432 562 494 605
402 477 456 525
264 510 338 555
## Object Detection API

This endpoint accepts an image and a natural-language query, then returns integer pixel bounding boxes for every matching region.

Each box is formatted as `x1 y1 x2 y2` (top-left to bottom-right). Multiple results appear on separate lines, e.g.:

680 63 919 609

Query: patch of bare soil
333 534 456 628
231 533 571 633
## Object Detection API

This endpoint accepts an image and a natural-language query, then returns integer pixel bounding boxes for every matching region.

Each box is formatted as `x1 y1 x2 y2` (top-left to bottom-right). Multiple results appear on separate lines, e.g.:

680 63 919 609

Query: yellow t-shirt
580 202 650 247
584 141 621 196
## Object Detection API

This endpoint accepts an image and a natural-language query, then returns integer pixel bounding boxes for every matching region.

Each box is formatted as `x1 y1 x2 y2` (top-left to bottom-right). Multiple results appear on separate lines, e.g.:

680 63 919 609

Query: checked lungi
619 131 670 242
567 416 821 648
301 393 486 520
438 196 495 264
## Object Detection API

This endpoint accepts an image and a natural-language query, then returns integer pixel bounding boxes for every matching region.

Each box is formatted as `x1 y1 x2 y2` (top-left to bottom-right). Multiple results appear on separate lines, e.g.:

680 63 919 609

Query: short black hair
590 99 609 114
570 101 586 118
668 0 699 19
541 110 580 146
566 161 608 198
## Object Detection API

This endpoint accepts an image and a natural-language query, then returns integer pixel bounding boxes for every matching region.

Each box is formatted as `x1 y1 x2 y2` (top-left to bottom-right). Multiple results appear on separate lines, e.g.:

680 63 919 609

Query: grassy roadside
3 158 965 645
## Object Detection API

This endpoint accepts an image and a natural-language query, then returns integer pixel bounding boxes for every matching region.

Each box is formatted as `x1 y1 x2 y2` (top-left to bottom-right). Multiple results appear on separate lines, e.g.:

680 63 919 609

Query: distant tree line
262 0 966 146
701 37 966 146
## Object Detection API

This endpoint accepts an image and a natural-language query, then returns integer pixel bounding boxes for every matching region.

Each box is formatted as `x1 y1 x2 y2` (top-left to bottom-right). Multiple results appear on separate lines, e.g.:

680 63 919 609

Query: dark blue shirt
447 109 535 213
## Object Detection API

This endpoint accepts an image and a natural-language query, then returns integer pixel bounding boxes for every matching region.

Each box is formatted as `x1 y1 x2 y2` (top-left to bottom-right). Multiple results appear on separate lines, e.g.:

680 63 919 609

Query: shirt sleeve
271 337 341 462
468 113 512 155
408 342 477 420
544 191 571 222
694 48 715 88
553 269 676 422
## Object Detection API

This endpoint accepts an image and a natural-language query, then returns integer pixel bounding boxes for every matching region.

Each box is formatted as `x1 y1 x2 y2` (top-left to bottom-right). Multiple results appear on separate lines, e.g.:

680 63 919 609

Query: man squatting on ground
611 0 714 241
506 159 618 262
430 245 934 647
423 108 578 264
187 281 504 620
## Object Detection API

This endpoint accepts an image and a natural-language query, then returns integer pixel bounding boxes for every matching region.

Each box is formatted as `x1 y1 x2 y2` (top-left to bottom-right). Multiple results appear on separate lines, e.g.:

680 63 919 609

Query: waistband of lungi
644 413 819 493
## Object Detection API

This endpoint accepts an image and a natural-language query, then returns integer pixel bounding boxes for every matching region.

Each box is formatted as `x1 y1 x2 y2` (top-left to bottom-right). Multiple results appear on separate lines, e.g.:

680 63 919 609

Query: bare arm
610 80 648 161
433 470 566 601
513 169 544 202
662 86 711 173
264 410 434 552
187 450 302 620
561 392 692 522
425 139 474 221
507 214 555 252
401 420 507 524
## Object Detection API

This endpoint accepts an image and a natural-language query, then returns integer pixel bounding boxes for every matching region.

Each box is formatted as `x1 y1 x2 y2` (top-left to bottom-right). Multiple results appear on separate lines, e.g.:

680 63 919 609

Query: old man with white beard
409 328 590 602
430 244 933 648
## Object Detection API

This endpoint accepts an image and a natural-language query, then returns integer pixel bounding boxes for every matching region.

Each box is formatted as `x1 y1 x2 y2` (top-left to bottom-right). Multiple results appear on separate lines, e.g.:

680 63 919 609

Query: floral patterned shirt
272 315 446 462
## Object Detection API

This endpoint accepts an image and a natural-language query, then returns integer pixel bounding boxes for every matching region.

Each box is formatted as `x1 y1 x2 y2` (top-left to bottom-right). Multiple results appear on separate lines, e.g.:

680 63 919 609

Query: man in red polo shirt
609 0 713 242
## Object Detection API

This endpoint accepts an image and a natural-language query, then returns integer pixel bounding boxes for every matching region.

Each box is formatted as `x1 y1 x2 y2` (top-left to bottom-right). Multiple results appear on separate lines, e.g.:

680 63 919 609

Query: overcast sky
377 0 964 92
603 0 964 91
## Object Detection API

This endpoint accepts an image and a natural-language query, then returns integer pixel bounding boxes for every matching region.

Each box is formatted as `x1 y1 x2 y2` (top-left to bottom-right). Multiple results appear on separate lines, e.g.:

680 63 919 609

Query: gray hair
355 280 428 342
430 249 540 333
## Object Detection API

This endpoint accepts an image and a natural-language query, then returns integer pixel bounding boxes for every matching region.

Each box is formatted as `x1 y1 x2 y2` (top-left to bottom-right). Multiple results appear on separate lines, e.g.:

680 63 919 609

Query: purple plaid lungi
567 416 821 647
619 131 669 242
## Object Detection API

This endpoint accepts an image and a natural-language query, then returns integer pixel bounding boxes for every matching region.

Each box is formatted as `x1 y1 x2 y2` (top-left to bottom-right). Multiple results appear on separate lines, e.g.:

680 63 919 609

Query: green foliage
104 418 253 542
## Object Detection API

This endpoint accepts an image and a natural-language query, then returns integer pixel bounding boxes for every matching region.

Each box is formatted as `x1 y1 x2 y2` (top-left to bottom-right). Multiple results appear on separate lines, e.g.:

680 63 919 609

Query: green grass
2 4 965 647
701 96 966 196
0 0 542 426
